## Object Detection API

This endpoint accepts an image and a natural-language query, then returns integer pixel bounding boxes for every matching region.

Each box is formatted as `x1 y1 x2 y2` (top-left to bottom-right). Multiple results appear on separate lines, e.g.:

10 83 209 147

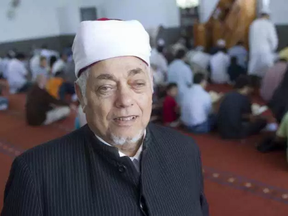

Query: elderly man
1 19 208 216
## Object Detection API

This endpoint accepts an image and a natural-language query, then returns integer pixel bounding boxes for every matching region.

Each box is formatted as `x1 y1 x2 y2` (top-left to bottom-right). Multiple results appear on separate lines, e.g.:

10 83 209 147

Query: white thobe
167 59 193 105
181 85 212 127
248 18 278 77
228 45 248 68
188 50 211 70
210 52 230 84
150 48 168 74
7 59 28 94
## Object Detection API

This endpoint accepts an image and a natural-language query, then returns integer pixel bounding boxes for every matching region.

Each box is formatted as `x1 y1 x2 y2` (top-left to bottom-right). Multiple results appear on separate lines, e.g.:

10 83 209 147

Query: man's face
40 59 47 68
169 87 178 98
202 80 208 89
79 56 153 146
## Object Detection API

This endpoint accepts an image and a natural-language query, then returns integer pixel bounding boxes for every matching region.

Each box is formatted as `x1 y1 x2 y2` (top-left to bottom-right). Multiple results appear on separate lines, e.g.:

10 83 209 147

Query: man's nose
115 86 134 108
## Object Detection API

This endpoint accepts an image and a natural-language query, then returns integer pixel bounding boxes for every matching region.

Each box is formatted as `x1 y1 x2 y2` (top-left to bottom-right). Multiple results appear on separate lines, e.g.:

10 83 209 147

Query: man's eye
98 86 114 94
134 82 146 87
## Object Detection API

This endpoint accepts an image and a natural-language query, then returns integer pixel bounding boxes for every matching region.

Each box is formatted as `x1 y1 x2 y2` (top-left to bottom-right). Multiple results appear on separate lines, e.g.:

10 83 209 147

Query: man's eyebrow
128 68 145 77
95 73 117 81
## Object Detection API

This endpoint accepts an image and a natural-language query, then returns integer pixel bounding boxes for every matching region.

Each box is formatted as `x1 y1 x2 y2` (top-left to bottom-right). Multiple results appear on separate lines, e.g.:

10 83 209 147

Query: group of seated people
162 74 267 139
150 37 288 163
0 47 77 126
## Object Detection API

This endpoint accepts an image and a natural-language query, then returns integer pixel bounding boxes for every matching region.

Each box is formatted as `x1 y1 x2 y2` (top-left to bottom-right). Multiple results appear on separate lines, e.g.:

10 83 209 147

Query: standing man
2 19 208 216
248 9 278 77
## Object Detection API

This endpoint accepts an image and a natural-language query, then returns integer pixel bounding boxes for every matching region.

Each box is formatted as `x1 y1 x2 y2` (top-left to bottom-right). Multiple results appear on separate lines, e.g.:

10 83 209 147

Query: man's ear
74 83 86 110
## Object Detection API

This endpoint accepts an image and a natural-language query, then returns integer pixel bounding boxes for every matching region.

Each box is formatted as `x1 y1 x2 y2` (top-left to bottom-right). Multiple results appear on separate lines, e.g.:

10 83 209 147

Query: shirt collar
95 130 146 161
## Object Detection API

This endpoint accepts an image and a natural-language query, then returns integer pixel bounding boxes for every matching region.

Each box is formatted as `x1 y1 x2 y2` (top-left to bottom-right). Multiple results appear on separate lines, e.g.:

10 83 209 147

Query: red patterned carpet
0 84 288 215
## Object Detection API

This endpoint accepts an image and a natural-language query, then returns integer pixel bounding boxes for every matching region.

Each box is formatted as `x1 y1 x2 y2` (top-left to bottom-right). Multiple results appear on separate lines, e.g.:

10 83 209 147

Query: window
80 7 97 21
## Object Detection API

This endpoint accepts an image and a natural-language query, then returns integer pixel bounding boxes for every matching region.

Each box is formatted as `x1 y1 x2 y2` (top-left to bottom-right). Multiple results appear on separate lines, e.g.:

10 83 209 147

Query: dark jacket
1 124 209 216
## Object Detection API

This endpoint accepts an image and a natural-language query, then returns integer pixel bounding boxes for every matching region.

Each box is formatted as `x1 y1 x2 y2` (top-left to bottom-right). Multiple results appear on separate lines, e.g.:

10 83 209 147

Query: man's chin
108 130 145 146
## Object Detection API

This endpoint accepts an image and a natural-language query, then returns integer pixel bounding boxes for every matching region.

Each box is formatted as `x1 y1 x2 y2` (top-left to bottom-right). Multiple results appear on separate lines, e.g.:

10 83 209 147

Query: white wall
0 0 104 43
56 0 104 35
270 0 288 24
0 0 179 43
96 0 180 29
0 0 60 43
199 0 219 23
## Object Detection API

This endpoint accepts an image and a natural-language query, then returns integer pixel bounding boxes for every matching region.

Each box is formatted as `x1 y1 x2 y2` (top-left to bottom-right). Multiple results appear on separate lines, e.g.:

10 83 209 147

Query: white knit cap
217 39 226 47
72 19 151 77
260 8 271 15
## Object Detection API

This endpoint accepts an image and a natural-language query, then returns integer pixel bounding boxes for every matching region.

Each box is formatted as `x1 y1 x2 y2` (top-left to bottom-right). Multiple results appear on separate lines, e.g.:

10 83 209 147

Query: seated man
228 41 248 69
210 48 230 84
7 53 32 94
228 56 246 83
52 53 68 75
188 46 211 72
181 73 216 134
26 74 70 126
32 56 49 81
217 75 267 139
210 39 226 55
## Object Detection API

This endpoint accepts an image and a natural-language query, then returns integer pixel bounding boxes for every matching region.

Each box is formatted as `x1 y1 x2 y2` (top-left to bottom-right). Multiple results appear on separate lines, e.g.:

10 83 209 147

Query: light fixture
176 0 199 9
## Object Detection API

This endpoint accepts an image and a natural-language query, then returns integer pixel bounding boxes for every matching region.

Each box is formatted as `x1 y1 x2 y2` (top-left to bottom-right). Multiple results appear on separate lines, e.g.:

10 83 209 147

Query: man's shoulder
18 127 87 165
148 123 199 153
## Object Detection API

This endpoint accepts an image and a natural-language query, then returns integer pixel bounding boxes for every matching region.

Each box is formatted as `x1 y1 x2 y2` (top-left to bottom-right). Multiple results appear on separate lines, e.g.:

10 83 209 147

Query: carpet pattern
0 84 288 215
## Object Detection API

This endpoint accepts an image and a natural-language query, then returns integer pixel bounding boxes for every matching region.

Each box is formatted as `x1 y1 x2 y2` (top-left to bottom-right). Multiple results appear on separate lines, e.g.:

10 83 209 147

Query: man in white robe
167 49 193 105
7 53 30 94
210 48 230 84
248 10 278 77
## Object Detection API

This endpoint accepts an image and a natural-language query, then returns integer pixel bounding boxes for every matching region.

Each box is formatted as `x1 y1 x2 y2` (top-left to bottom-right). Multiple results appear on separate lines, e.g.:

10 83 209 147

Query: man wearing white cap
2 18 208 216
248 9 278 77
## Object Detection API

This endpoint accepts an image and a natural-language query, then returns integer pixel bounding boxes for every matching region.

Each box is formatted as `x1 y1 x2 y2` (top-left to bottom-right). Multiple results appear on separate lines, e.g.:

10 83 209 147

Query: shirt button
118 165 127 173
139 202 144 210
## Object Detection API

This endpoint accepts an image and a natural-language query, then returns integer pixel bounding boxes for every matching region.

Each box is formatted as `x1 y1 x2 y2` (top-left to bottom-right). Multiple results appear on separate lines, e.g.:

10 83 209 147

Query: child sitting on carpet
162 83 180 127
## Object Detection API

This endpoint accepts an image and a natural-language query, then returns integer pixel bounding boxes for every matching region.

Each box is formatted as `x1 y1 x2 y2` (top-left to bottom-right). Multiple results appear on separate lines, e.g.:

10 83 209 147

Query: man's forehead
89 67 148 80
89 58 147 76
